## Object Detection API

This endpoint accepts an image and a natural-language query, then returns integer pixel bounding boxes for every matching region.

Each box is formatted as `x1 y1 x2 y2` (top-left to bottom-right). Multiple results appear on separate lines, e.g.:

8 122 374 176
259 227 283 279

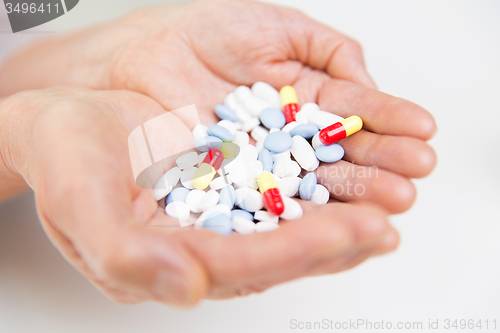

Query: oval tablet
315 144 345 163
264 131 293 153
258 148 274 172
235 188 264 212
208 125 234 142
290 135 319 171
166 187 190 205
232 216 257 235
259 107 286 129
290 124 319 139
215 104 239 122
310 185 330 205
299 173 317 200
203 213 233 235
231 209 254 221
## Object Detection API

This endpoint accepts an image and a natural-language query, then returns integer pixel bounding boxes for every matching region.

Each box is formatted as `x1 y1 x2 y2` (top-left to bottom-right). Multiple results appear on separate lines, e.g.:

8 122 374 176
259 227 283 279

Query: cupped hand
0 0 437 213
0 87 398 305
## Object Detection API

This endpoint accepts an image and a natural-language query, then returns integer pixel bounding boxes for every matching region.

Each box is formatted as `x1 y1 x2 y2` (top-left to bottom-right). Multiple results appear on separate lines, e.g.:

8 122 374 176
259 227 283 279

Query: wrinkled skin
0 0 436 306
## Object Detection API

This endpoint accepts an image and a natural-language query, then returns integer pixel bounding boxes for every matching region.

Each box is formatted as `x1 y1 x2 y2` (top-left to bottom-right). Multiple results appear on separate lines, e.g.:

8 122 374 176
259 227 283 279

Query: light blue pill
208 125 234 142
203 213 233 235
219 185 236 208
315 144 345 163
258 148 274 172
290 124 319 139
259 107 286 129
195 136 223 152
166 187 190 205
214 104 239 122
299 173 317 200
264 131 292 153
231 209 254 221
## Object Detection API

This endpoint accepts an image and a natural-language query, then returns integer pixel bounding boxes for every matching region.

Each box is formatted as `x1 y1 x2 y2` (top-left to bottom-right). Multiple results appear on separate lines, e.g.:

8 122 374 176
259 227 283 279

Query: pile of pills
153 82 362 235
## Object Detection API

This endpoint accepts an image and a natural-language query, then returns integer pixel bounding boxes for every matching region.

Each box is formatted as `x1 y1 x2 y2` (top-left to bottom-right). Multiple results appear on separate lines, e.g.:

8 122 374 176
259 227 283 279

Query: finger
278 6 377 88
318 79 437 140
175 201 390 298
340 130 438 178
315 161 416 214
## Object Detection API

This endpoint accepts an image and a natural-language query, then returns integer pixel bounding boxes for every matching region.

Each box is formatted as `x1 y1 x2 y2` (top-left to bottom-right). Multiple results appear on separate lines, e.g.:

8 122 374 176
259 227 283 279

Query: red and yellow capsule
280 85 300 124
193 148 224 190
257 171 285 215
319 116 363 145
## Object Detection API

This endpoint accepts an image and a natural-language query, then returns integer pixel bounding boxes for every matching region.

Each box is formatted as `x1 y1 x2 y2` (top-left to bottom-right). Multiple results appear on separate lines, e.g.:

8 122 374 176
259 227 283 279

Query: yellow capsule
220 142 237 159
279 85 298 107
193 163 216 190
340 116 363 136
257 171 277 193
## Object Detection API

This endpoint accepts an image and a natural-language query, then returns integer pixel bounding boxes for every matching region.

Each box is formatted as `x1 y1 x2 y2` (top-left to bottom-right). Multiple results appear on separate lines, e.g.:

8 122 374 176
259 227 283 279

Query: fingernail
154 270 191 305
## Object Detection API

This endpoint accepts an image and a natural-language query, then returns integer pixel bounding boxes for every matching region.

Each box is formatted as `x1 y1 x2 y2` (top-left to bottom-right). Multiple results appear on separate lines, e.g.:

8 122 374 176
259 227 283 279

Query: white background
1 0 499 332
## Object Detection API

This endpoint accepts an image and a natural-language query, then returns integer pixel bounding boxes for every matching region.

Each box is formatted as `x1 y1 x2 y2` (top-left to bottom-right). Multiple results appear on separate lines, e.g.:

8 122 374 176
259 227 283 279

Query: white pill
192 124 209 140
271 149 291 162
280 196 303 220
251 125 269 142
300 102 320 113
240 144 258 163
290 136 320 172
165 167 182 187
272 158 291 178
256 222 280 232
234 85 253 104
246 178 259 190
247 160 264 180
176 152 199 169
165 201 190 222
232 131 249 147
234 121 242 130
235 188 263 212
224 92 239 111
243 96 273 117
232 216 256 235
241 117 260 132
210 175 231 190
234 104 252 122
295 110 311 124
281 121 299 134
254 210 279 224
153 176 172 201
288 161 302 177
217 120 237 135
195 204 232 228
180 166 198 189
255 139 265 153
186 189 206 213
309 110 344 130
311 184 330 205
199 190 220 212
277 176 301 197
269 128 280 133
251 81 281 109
311 132 323 150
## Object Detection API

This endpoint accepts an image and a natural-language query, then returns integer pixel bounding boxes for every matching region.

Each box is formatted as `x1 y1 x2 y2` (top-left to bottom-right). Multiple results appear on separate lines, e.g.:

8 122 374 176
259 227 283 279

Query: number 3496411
5 2 60 14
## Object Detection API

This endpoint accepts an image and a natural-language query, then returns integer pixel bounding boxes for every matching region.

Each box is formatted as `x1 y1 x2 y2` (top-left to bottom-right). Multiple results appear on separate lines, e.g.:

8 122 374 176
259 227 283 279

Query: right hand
0 87 398 305
0 0 437 214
